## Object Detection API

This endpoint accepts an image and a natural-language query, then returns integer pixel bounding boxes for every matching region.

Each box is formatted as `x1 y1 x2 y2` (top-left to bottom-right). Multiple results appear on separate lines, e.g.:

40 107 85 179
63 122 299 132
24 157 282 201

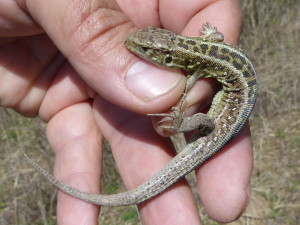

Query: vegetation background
1 0 299 224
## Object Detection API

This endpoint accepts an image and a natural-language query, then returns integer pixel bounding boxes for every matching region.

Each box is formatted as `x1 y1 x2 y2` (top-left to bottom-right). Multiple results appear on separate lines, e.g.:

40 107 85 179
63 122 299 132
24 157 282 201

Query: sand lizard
25 22 258 206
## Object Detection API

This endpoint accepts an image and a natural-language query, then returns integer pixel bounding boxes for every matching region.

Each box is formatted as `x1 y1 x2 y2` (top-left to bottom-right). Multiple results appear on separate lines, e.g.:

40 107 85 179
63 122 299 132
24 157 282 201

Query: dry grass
1 0 299 224
0 110 56 225
233 0 300 224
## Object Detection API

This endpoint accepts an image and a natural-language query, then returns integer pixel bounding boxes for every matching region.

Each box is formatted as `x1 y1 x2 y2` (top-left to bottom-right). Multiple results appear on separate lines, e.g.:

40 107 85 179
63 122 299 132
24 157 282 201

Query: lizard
24 22 258 207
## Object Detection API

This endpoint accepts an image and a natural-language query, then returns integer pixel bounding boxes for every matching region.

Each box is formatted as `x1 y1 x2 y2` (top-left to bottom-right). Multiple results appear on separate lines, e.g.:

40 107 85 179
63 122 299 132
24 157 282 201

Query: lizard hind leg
147 91 192 136
148 94 215 137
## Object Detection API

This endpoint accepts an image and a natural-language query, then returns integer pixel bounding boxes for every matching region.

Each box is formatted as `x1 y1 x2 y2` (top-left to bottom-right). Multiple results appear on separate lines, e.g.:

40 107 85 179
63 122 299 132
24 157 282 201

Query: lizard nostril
140 46 149 52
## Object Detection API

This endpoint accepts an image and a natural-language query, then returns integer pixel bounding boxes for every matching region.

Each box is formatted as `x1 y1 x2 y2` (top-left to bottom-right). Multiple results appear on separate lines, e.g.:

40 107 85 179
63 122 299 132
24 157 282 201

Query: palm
0 34 62 115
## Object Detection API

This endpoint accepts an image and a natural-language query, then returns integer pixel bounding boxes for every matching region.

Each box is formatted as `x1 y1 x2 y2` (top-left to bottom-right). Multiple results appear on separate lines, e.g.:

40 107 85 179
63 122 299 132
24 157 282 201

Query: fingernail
125 61 182 101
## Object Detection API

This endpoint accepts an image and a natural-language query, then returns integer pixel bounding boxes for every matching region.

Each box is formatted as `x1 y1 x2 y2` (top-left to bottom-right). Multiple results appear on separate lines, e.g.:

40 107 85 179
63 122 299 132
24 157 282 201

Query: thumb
26 0 185 113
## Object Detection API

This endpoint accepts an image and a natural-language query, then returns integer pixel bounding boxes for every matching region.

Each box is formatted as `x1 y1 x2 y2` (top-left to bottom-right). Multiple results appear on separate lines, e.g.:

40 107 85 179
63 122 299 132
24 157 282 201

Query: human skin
0 0 252 224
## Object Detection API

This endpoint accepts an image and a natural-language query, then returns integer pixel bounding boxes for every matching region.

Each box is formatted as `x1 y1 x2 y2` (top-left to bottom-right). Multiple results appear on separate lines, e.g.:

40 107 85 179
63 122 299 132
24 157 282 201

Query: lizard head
124 27 186 70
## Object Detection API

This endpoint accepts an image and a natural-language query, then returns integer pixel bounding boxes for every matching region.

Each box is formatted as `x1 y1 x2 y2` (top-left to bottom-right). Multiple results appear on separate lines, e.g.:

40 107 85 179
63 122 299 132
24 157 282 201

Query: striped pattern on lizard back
25 23 258 206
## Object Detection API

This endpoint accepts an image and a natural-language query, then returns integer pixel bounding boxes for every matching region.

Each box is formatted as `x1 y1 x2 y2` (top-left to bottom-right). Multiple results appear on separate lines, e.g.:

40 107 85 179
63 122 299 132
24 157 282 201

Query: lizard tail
24 139 209 206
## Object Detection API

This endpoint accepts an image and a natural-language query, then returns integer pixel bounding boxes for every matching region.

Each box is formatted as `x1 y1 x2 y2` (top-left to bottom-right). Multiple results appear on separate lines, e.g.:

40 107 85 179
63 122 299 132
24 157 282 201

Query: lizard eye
165 56 172 63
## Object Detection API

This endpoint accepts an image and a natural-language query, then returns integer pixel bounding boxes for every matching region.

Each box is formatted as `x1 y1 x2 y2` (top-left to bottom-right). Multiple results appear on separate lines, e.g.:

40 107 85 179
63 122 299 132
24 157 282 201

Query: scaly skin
25 23 258 206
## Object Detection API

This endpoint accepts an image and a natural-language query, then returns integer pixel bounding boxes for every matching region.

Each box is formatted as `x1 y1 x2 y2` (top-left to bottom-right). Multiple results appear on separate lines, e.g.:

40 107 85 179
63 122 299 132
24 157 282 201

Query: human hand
0 0 252 224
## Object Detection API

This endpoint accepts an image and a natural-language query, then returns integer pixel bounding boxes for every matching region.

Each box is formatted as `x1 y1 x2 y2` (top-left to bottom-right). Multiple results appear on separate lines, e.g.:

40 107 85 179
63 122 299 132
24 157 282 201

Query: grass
1 0 299 224
237 0 300 224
